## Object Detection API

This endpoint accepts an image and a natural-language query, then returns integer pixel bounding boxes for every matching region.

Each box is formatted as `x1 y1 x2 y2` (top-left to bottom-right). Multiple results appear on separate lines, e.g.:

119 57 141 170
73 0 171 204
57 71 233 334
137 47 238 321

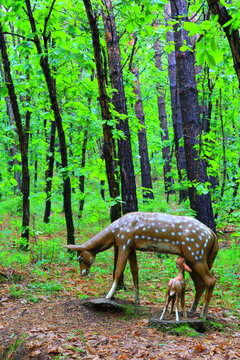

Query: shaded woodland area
0 0 240 359
0 0 239 241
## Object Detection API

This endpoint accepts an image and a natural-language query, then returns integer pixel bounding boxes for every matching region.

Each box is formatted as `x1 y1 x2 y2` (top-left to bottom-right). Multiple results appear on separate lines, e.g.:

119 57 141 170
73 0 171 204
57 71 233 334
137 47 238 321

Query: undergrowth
0 194 239 318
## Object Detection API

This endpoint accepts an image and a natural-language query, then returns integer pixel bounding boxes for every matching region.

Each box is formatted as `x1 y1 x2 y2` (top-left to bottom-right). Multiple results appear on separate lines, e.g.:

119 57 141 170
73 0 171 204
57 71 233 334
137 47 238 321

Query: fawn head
176 256 192 273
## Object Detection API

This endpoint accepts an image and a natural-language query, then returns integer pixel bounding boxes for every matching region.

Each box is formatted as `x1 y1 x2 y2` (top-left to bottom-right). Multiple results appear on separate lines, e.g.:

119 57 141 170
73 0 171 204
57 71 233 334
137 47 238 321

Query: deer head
64 245 95 276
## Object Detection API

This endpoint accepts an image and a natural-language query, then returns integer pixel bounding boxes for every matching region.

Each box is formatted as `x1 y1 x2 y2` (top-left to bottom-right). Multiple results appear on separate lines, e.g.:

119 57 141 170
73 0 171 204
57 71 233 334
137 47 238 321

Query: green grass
0 193 239 318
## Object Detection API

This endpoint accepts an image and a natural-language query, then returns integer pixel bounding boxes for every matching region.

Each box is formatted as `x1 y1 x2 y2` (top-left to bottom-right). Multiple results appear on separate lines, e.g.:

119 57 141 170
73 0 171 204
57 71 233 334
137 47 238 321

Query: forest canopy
0 0 239 245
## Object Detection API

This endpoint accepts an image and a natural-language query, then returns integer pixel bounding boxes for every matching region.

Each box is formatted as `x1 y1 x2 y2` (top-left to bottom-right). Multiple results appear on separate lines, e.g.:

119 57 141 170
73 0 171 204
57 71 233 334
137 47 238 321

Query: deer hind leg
189 269 206 313
128 249 139 304
106 246 130 300
192 261 216 319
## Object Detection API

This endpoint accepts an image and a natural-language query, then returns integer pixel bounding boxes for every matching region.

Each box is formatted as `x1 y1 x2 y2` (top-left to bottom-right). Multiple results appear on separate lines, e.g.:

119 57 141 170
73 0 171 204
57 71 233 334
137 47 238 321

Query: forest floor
0 223 240 360
0 292 239 360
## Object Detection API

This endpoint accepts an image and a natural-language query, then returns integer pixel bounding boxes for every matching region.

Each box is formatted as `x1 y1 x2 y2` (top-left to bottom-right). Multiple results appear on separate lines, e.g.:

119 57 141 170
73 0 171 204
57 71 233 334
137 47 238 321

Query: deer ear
183 263 192 273
63 245 84 252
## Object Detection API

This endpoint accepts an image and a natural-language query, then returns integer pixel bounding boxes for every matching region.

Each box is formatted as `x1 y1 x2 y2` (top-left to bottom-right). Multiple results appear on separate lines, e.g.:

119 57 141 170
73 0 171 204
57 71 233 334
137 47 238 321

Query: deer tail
207 232 219 270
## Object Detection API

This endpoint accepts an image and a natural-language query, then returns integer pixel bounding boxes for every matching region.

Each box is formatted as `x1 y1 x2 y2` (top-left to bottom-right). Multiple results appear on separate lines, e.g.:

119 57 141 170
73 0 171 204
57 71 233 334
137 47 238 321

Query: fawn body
160 257 192 321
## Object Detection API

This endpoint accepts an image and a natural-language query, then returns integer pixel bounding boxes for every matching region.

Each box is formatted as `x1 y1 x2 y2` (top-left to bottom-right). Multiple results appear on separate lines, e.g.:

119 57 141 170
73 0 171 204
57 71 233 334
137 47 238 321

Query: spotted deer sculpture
160 257 192 321
64 212 218 318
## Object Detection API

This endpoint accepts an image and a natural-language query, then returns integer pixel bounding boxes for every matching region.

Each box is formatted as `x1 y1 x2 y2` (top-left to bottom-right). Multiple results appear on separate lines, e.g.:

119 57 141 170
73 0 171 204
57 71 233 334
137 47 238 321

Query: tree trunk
79 129 88 219
102 0 138 214
153 34 175 196
164 7 188 203
44 119 56 223
129 51 154 201
82 0 121 223
170 0 216 231
0 23 30 247
206 0 240 88
25 0 75 244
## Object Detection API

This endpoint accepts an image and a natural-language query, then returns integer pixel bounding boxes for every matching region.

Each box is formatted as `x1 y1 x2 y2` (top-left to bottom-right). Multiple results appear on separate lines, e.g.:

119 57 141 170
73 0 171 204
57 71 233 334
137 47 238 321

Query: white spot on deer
171 232 175 236
176 240 180 244
192 230 196 233
178 232 182 236
127 239 131 245
135 235 139 239
191 238 195 242
141 235 145 239
196 243 200 248
123 245 126 251
121 235 124 240
188 246 191 251
192 252 195 256
172 241 175 244
155 229 159 233
147 236 151 240
195 256 199 261
171 224 175 227
153 237 158 241
199 235 202 241
196 250 199 254
164 239 169 242
179 225 183 229
186 237 189 241
162 228 166 232
182 241 185 245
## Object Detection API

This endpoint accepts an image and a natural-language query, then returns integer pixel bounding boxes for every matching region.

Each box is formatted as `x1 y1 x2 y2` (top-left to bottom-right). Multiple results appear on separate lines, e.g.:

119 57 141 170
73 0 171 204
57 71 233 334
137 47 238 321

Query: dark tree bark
131 66 154 201
153 34 175 197
82 0 121 223
25 0 75 244
101 0 138 215
44 119 56 223
170 0 216 231
0 23 30 246
129 37 154 201
165 7 188 203
206 0 240 88
78 129 88 219
83 0 123 288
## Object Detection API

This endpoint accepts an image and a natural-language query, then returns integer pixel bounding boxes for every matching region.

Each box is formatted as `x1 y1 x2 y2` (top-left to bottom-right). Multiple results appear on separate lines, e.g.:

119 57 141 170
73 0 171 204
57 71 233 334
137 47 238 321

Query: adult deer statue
64 212 218 318
160 256 192 321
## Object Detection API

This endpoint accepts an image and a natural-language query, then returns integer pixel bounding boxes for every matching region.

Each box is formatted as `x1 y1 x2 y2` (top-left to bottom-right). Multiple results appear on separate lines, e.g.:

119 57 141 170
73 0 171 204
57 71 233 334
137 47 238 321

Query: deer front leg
106 246 130 300
128 249 139 304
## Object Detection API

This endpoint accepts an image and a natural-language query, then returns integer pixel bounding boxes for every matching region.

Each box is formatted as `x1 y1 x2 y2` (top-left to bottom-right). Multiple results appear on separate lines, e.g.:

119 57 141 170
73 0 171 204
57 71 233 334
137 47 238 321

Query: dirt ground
0 295 240 360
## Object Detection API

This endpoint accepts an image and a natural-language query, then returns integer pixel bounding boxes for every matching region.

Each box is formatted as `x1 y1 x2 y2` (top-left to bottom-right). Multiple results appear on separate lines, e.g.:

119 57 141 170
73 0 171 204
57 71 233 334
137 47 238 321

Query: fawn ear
183 263 192 273
63 245 84 252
